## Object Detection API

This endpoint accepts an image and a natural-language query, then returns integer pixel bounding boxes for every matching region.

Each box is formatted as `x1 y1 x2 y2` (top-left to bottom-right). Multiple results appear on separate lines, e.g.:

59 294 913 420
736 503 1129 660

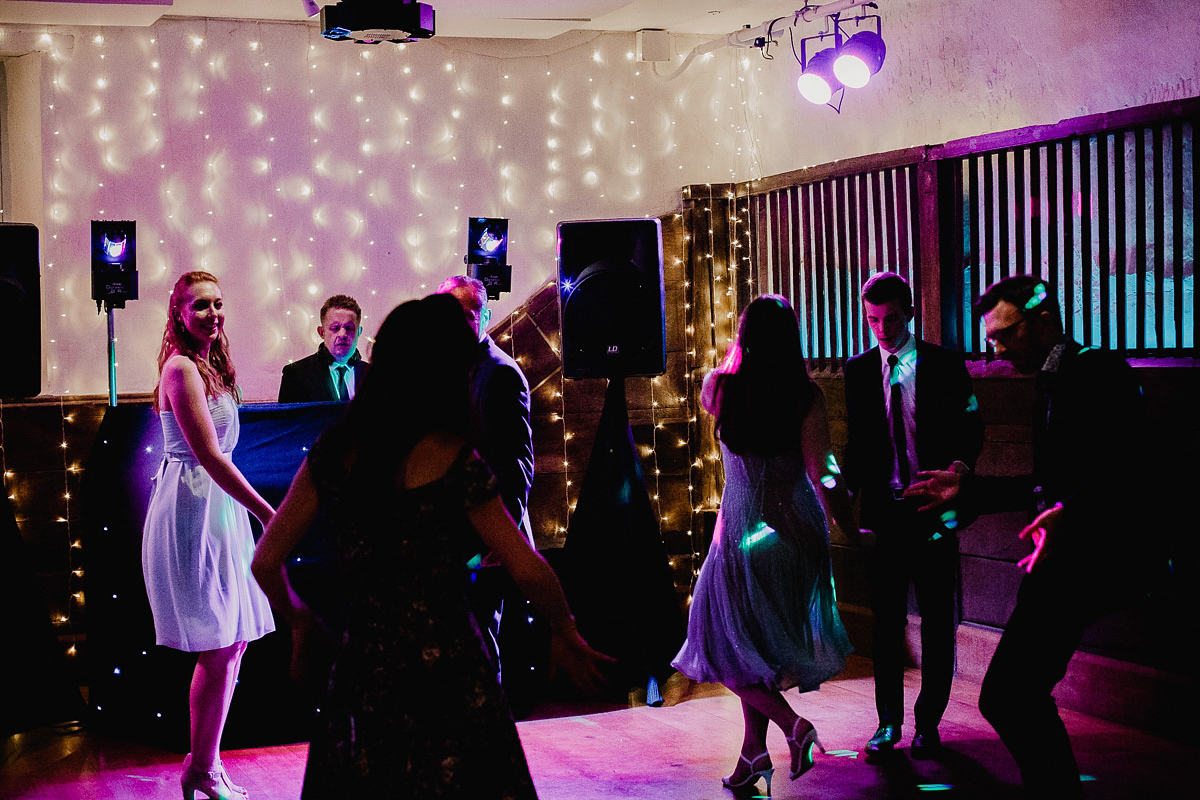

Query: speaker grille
557 219 664 379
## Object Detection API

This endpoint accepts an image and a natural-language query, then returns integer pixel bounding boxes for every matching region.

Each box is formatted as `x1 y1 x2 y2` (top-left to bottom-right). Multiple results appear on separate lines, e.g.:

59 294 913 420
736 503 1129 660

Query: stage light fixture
833 30 886 88
792 7 886 112
652 0 886 96
465 217 510 300
797 47 842 106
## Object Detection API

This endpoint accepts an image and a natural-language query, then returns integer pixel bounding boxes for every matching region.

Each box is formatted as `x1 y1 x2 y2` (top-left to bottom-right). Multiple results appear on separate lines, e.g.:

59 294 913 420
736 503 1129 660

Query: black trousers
978 561 1116 799
868 500 959 733
467 565 544 719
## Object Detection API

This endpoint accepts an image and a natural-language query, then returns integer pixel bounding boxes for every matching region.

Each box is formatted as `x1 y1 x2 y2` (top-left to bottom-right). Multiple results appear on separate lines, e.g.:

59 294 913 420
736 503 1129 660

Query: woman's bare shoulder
701 369 724 415
158 353 202 413
161 352 199 378
403 431 469 489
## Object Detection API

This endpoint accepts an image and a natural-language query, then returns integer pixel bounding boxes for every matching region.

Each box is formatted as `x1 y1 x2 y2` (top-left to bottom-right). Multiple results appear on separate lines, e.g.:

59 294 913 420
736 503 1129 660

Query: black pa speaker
557 218 665 379
0 223 41 399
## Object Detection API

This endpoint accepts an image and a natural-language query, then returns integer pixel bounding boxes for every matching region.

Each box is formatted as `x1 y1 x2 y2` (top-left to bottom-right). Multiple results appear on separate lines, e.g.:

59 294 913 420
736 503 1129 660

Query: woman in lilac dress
673 295 860 798
142 271 276 800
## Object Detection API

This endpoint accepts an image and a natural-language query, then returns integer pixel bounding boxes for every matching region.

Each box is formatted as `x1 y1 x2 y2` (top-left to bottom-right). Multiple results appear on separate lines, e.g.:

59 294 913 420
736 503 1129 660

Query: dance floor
2 656 1190 799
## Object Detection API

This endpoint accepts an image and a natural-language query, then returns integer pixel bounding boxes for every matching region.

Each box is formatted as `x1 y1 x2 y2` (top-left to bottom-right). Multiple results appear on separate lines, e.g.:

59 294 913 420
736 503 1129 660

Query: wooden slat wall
736 100 1197 363
751 166 921 369
956 120 1194 356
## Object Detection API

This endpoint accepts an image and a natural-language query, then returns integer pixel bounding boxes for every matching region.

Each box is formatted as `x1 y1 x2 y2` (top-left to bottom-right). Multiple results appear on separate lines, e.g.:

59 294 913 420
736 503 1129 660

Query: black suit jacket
1033 342 1146 564
278 344 368 403
468 335 534 542
844 339 983 532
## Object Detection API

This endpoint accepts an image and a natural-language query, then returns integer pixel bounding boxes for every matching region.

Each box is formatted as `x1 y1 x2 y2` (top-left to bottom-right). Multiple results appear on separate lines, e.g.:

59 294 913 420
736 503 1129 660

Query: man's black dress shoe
865 724 901 758
911 729 941 759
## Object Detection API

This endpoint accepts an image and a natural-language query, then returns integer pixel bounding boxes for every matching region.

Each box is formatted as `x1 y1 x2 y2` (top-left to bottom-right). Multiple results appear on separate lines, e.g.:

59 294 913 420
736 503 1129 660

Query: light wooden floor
2 657 1192 799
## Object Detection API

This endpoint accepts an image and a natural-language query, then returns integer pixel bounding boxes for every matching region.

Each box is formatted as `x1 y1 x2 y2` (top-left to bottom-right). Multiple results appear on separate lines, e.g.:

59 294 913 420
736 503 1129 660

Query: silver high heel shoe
215 759 248 797
721 751 774 797
786 717 825 780
181 754 248 800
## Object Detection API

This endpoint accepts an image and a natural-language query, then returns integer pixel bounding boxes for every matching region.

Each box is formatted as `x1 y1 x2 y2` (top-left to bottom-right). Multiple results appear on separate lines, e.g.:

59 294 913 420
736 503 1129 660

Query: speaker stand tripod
561 377 684 697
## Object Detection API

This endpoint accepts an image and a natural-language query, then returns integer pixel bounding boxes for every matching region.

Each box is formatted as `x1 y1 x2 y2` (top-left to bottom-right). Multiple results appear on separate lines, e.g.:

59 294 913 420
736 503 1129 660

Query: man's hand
903 467 965 512
1016 503 1063 573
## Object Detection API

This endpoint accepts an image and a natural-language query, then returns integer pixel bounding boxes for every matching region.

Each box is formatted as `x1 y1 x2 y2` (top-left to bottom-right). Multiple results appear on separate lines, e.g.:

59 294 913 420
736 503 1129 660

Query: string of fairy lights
682 183 755 592
679 213 701 594
648 377 663 529
60 401 82 659
0 399 85 665
496 293 573 539
554 327 573 532
36 32 90 664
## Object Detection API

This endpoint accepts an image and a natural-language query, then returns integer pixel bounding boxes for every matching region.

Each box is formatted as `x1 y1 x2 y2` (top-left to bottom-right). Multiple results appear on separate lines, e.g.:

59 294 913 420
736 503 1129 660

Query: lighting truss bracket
652 0 883 81
798 9 882 66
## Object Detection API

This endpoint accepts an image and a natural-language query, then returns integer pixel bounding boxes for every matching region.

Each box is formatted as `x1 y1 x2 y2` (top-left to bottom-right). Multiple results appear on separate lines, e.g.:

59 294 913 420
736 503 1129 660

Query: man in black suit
962 276 1148 798
278 294 368 403
843 272 983 760
437 275 534 696
436 276 534 539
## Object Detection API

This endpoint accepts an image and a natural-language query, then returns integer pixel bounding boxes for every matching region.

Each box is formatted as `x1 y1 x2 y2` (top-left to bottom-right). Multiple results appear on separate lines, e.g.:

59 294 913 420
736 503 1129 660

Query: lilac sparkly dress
672 430 851 691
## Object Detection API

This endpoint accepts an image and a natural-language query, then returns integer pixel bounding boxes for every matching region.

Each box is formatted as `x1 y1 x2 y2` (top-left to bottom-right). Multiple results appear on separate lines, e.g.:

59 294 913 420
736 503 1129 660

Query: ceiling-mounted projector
320 1 435 44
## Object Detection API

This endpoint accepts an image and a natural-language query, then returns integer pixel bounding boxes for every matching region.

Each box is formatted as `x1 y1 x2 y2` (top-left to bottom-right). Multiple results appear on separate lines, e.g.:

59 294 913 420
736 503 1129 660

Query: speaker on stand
0 223 85 736
0 222 42 399
557 218 665 379
556 219 683 701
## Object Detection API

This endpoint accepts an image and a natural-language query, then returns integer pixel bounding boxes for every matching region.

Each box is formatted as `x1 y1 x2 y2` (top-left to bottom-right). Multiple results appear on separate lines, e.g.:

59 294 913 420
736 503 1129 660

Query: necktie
888 354 909 486
334 365 348 402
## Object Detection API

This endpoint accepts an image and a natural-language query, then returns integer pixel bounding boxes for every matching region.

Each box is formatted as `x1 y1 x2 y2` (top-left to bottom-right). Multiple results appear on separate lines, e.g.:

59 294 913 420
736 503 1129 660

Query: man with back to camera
842 271 984 760
436 275 535 701
278 294 368 403
909 275 1154 798
436 276 534 540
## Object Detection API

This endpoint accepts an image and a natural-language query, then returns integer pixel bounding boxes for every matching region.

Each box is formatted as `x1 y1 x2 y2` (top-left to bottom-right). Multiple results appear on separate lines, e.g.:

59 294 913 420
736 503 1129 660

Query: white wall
4 0 1199 401
735 0 1200 176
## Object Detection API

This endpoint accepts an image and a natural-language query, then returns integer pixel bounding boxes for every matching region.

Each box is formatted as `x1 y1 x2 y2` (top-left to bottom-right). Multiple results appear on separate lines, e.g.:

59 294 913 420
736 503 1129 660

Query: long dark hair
153 271 237 411
712 294 815 456
328 293 479 493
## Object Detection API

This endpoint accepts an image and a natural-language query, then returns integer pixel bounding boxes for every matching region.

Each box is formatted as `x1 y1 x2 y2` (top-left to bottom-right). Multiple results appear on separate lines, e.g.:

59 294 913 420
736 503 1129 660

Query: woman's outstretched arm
251 460 323 683
251 459 319 625
467 493 615 694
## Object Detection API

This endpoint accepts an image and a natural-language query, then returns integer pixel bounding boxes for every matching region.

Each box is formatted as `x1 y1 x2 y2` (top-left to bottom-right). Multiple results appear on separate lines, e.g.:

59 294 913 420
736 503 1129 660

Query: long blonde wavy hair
153 271 238 412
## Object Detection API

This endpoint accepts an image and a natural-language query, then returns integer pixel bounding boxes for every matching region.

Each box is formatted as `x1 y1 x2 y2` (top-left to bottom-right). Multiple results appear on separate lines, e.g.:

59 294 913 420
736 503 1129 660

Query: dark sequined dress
300 440 537 799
